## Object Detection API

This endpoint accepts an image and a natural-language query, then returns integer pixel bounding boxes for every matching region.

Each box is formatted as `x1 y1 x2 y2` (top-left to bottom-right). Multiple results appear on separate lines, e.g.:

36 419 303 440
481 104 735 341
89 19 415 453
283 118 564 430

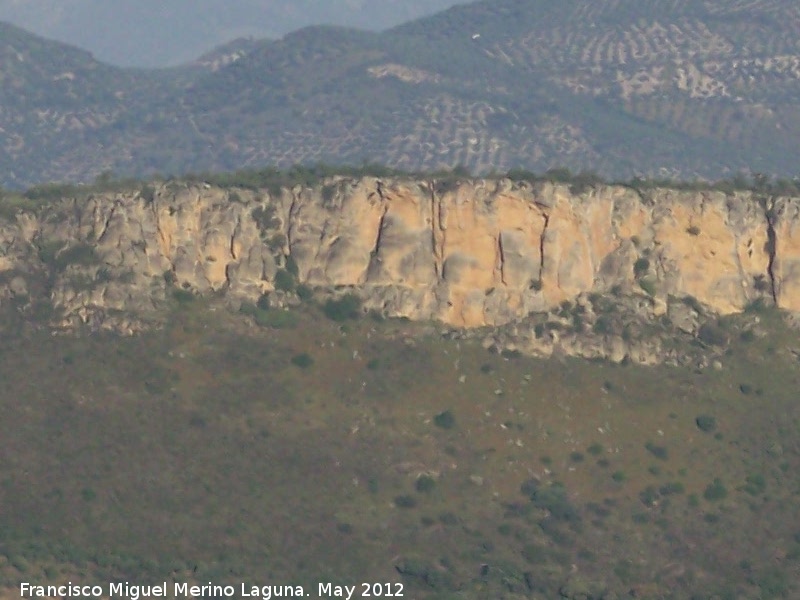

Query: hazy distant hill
0 0 462 67
2 0 800 188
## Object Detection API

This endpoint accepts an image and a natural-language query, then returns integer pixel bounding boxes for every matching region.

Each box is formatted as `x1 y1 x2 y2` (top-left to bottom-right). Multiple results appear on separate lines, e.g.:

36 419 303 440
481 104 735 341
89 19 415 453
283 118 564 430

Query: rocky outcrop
0 177 796 346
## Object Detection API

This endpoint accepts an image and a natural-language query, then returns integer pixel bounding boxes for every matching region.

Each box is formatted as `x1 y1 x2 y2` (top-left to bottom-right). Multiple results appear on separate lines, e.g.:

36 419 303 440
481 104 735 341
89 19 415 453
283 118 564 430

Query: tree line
3 163 800 208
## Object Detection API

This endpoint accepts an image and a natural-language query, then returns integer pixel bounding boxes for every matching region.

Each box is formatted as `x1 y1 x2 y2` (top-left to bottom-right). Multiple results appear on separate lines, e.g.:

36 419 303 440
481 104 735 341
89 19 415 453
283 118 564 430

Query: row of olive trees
5 164 800 208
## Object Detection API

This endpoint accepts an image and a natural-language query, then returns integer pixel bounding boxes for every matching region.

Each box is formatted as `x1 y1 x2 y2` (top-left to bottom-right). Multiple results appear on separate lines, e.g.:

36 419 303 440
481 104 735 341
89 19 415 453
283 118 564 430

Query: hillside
2 0 800 187
0 175 799 597
0 174 798 597
0 0 461 67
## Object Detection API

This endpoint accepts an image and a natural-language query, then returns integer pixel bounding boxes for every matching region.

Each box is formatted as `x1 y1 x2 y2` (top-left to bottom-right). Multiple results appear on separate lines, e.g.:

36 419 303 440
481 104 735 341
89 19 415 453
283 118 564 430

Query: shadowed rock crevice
538 211 550 286
497 232 507 286
368 205 390 278
429 184 444 281
761 197 779 306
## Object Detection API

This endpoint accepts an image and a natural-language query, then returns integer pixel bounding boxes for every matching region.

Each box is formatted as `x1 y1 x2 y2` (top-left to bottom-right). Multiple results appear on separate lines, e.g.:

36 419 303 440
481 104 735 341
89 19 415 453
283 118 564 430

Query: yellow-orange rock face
0 177 793 332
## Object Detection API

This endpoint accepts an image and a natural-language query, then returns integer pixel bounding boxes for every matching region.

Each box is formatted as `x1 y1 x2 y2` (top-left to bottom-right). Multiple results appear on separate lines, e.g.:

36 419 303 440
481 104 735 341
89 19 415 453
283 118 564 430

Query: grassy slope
0 298 798 598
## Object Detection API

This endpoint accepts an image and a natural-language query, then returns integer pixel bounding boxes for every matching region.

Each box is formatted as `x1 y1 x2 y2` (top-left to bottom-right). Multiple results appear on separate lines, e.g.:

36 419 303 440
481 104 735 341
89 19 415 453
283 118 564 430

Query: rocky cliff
0 177 798 360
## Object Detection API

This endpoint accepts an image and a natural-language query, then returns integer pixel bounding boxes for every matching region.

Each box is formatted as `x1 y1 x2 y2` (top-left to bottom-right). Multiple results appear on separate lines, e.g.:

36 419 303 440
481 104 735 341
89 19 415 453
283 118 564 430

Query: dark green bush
254 293 270 310
703 479 727 502
251 205 281 233
739 328 755 342
633 257 650 277
698 322 728 346
520 544 547 567
433 410 455 430
695 415 717 432
255 309 297 329
753 274 771 292
140 185 156 204
415 475 436 493
323 294 362 321
520 478 540 497
528 483 579 522
24 183 82 201
394 495 417 509
753 567 790 597
290 353 314 369
639 485 659 506
296 284 314 301
273 269 295 292
659 482 685 496
284 255 299 277
743 474 766 496
744 298 771 314
438 512 458 525
336 522 353 534
645 442 669 461
682 295 704 313
587 443 603 456
538 517 573 546
163 270 177 285
638 278 657 297
39 242 100 273
593 316 613 335
172 289 195 304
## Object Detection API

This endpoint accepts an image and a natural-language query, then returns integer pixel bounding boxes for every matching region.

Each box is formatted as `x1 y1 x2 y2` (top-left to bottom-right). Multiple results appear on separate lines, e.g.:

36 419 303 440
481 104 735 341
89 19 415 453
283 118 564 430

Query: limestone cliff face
0 177 795 335
281 178 785 324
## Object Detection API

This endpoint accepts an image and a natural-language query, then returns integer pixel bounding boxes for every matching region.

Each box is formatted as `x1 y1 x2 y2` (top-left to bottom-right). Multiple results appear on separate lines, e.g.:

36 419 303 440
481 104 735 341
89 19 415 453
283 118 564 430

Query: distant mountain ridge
2 0 800 188
0 0 462 67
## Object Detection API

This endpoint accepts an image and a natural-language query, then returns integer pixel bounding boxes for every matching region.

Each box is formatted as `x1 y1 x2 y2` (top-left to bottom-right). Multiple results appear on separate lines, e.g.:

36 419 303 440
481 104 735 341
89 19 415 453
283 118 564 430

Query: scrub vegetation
0 291 797 598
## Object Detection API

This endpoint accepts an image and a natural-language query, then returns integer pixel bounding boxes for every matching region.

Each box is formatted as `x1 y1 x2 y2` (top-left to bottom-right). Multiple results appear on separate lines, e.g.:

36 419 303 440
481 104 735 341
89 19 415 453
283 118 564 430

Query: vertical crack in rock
497 232 507 286
283 189 303 279
364 204 389 284
429 183 442 280
150 194 173 271
224 262 234 290
371 205 389 262
761 196 779 306
225 212 242 290
286 190 301 256
538 211 550 283
365 179 389 281
375 179 386 203
96 200 118 244
194 192 205 270
230 212 242 260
